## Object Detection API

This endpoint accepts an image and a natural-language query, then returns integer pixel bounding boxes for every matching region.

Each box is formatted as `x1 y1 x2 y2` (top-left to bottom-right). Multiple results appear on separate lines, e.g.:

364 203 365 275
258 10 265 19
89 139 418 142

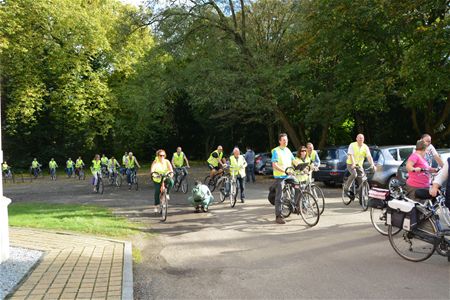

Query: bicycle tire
310 184 325 215
97 178 104 194
80 171 85 180
341 179 353 205
181 177 188 194
298 191 320 227
116 174 122 187
230 181 237 208
160 191 168 222
204 175 216 192
281 202 292 218
134 175 139 190
360 181 370 211
216 177 227 203
370 207 401 236
388 218 436 262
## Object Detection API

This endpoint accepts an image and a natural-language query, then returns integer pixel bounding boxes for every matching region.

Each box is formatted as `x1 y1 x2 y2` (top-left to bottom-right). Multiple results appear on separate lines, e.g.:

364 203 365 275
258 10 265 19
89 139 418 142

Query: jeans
236 175 246 199
66 167 74 176
126 168 136 184
246 164 255 183
344 165 364 192
153 178 174 205
50 168 56 177
274 178 285 217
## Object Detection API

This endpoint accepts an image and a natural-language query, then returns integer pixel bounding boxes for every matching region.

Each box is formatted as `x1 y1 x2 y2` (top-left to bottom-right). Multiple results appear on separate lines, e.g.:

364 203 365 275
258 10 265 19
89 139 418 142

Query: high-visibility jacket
49 160 58 169
293 157 311 182
127 156 136 168
31 160 39 168
346 142 369 166
271 146 294 178
207 150 223 167
230 155 247 178
91 160 102 174
66 160 74 168
152 160 170 183
173 152 185 168
75 159 84 168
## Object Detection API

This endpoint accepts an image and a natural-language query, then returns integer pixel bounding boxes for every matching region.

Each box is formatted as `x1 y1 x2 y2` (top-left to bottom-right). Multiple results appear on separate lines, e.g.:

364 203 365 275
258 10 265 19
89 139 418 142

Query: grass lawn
9 202 140 238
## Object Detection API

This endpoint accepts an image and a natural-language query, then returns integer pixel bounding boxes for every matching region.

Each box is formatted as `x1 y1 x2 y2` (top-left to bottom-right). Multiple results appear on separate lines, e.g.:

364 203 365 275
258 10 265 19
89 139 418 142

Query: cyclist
2 161 11 177
421 134 444 168
272 133 295 225
75 156 84 176
90 154 102 192
108 156 120 175
66 158 74 177
125 152 141 189
207 145 226 179
405 140 437 200
49 158 58 178
430 157 449 208
171 147 190 183
121 151 128 175
151 149 174 213
230 147 247 202
244 146 256 183
343 134 375 199
30 158 41 177
293 146 311 183
306 142 320 170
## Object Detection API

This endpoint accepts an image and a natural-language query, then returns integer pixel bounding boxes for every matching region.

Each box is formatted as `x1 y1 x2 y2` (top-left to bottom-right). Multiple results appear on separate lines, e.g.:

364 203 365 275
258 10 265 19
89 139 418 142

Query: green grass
9 202 140 238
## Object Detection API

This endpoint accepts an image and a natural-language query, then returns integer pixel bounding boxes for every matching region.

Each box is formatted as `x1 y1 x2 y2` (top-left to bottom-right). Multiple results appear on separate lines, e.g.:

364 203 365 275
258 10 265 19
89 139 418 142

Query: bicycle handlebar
151 171 174 181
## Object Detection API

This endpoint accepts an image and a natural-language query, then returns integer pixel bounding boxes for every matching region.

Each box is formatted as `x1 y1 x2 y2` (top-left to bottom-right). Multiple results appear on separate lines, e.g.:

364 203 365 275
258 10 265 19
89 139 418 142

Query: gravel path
0 247 43 300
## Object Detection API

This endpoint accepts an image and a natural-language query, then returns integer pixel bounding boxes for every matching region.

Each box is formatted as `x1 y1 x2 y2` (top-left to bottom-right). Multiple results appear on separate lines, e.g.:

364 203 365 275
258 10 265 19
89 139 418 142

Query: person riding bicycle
306 142 320 170
48 158 58 178
272 133 295 225
293 146 311 183
75 157 84 176
430 157 449 208
90 154 102 192
230 147 248 203
108 156 120 176
66 158 74 177
31 158 41 177
125 152 141 189
171 146 190 183
421 133 444 168
100 154 109 175
207 145 226 179
343 134 375 199
2 161 11 177
405 140 437 201
151 149 174 213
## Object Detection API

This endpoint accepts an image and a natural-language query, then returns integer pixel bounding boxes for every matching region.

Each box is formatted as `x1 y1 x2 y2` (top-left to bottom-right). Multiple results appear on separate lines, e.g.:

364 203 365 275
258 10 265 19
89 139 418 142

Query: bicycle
75 166 86 180
49 168 57 181
281 167 320 226
173 167 189 194
342 166 374 211
94 172 104 194
151 172 174 222
368 186 402 236
108 168 122 187
3 169 15 183
216 167 231 203
387 191 450 262
127 168 138 190
203 168 225 192
295 165 325 215
30 166 43 179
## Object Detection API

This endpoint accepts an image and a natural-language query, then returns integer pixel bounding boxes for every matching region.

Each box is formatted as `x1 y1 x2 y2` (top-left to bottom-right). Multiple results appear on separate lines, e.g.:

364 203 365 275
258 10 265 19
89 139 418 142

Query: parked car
255 152 271 174
395 148 450 187
367 145 415 188
313 146 348 186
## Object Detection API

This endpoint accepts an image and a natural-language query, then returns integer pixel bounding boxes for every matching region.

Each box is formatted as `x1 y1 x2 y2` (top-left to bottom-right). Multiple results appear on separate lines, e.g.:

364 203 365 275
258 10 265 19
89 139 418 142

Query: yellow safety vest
153 160 169 183
230 155 246 177
91 160 101 174
49 161 57 169
173 152 184 168
127 156 135 168
308 150 317 163
207 150 223 167
31 161 39 168
75 159 84 168
2 163 8 171
293 157 311 182
346 142 368 166
272 146 293 178
66 160 74 168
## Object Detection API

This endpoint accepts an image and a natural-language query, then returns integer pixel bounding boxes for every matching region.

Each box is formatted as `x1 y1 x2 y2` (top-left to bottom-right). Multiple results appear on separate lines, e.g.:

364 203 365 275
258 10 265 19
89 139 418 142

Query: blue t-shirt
244 150 255 165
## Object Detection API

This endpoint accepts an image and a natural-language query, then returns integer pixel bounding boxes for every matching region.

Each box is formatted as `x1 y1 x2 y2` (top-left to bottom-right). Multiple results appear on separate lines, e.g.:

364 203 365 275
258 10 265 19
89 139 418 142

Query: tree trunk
273 106 301 150
318 125 328 149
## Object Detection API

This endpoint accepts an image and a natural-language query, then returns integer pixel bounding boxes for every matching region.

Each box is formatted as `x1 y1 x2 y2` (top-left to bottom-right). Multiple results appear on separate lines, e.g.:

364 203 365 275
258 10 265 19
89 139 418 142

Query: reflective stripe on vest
346 142 368 166
207 150 223 167
173 152 184 167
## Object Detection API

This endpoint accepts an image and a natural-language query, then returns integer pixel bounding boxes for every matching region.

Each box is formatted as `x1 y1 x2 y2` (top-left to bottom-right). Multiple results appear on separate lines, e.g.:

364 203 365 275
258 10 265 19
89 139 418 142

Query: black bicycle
342 166 374 211
174 167 189 194
76 166 86 180
127 168 139 190
94 172 104 194
151 172 174 222
108 168 122 187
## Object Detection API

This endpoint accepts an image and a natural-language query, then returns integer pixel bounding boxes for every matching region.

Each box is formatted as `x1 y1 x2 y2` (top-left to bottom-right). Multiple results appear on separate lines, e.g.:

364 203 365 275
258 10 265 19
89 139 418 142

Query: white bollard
0 195 11 263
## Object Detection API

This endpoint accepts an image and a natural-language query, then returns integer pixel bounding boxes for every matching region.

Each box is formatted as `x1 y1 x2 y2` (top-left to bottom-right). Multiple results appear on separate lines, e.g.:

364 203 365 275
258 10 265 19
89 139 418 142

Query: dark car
313 146 348 186
395 148 450 187
255 152 271 174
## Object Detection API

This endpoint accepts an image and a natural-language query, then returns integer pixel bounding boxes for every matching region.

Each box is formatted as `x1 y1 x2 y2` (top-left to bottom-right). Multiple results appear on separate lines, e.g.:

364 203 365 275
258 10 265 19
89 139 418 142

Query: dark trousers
274 178 285 217
246 164 255 183
237 176 246 199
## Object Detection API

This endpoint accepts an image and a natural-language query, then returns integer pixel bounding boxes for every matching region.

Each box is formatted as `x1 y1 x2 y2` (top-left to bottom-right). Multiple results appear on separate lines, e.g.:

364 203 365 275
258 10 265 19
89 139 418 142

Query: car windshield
319 149 339 160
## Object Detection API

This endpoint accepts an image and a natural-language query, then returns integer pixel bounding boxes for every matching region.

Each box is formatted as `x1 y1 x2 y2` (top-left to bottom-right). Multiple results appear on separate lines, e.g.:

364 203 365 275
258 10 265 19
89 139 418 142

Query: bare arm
434 154 444 168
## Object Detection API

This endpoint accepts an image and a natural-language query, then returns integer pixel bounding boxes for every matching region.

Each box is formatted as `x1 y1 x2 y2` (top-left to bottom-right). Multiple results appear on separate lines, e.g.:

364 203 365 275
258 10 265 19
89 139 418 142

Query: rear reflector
330 172 339 176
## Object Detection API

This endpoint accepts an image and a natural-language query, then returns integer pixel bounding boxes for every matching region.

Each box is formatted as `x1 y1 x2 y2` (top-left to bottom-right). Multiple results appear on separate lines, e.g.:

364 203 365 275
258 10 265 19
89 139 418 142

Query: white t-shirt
425 144 438 167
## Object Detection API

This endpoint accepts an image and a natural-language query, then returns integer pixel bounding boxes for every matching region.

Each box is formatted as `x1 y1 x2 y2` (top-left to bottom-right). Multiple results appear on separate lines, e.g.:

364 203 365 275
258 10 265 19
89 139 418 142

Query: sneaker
241 198 245 203
154 207 158 213
275 216 285 224
346 190 355 199
202 206 208 213
93 187 97 192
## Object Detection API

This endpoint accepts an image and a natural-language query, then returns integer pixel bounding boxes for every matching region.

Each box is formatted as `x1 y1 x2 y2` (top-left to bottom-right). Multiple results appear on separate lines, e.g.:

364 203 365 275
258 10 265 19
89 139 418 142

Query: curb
122 241 133 300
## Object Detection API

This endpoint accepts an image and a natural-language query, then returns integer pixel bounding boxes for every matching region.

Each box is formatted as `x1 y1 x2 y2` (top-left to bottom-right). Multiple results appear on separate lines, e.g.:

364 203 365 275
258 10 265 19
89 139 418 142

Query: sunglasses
159 154 166 157
300 150 307 152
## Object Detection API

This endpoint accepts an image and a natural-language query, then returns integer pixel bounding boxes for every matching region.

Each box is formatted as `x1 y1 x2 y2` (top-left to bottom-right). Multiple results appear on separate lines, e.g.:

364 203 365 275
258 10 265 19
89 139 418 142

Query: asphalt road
4 169 450 299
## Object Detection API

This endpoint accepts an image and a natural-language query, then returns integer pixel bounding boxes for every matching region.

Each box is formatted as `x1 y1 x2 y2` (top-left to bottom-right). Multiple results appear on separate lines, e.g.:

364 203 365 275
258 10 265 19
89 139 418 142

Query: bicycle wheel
388 218 436 262
216 177 227 203
298 191 320 227
341 180 353 205
160 191 168 222
115 174 122 187
134 175 139 190
97 178 104 194
310 184 325 215
204 175 216 192
181 177 188 194
230 181 237 208
370 207 401 236
80 170 85 180
360 181 370 211
281 202 292 218
174 175 181 192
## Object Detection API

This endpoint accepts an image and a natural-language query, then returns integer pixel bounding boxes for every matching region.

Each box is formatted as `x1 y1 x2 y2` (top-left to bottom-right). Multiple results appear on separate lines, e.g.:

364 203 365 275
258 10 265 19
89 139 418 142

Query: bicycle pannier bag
368 188 389 209
387 200 417 230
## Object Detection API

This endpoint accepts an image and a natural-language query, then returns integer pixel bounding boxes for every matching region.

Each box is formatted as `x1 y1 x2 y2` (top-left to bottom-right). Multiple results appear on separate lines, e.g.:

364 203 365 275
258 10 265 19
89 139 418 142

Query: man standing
230 147 248 202
421 134 443 168
343 134 375 198
272 133 295 224
244 146 255 183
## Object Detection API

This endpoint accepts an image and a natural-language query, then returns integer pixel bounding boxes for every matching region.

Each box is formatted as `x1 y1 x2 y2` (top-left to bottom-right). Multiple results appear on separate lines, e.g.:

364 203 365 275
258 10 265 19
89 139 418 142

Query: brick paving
8 228 126 300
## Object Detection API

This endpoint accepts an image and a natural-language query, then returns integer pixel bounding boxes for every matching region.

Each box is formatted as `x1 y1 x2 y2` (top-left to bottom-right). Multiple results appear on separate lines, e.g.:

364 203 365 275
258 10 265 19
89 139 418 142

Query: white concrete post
0 73 11 264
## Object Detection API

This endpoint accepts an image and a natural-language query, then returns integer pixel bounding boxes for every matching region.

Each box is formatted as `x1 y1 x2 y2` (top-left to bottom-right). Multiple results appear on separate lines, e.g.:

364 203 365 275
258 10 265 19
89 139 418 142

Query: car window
339 150 348 160
399 148 414 161
370 149 382 162
319 149 338 160
388 149 399 161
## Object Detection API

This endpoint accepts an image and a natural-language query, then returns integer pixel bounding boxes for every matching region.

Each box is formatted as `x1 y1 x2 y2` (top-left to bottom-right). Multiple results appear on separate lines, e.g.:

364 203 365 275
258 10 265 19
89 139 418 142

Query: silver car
367 145 415 188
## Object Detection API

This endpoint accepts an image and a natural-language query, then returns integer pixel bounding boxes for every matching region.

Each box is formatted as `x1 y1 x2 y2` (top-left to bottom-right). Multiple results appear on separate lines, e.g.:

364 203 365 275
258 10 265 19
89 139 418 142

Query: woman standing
91 154 102 192
150 149 174 213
